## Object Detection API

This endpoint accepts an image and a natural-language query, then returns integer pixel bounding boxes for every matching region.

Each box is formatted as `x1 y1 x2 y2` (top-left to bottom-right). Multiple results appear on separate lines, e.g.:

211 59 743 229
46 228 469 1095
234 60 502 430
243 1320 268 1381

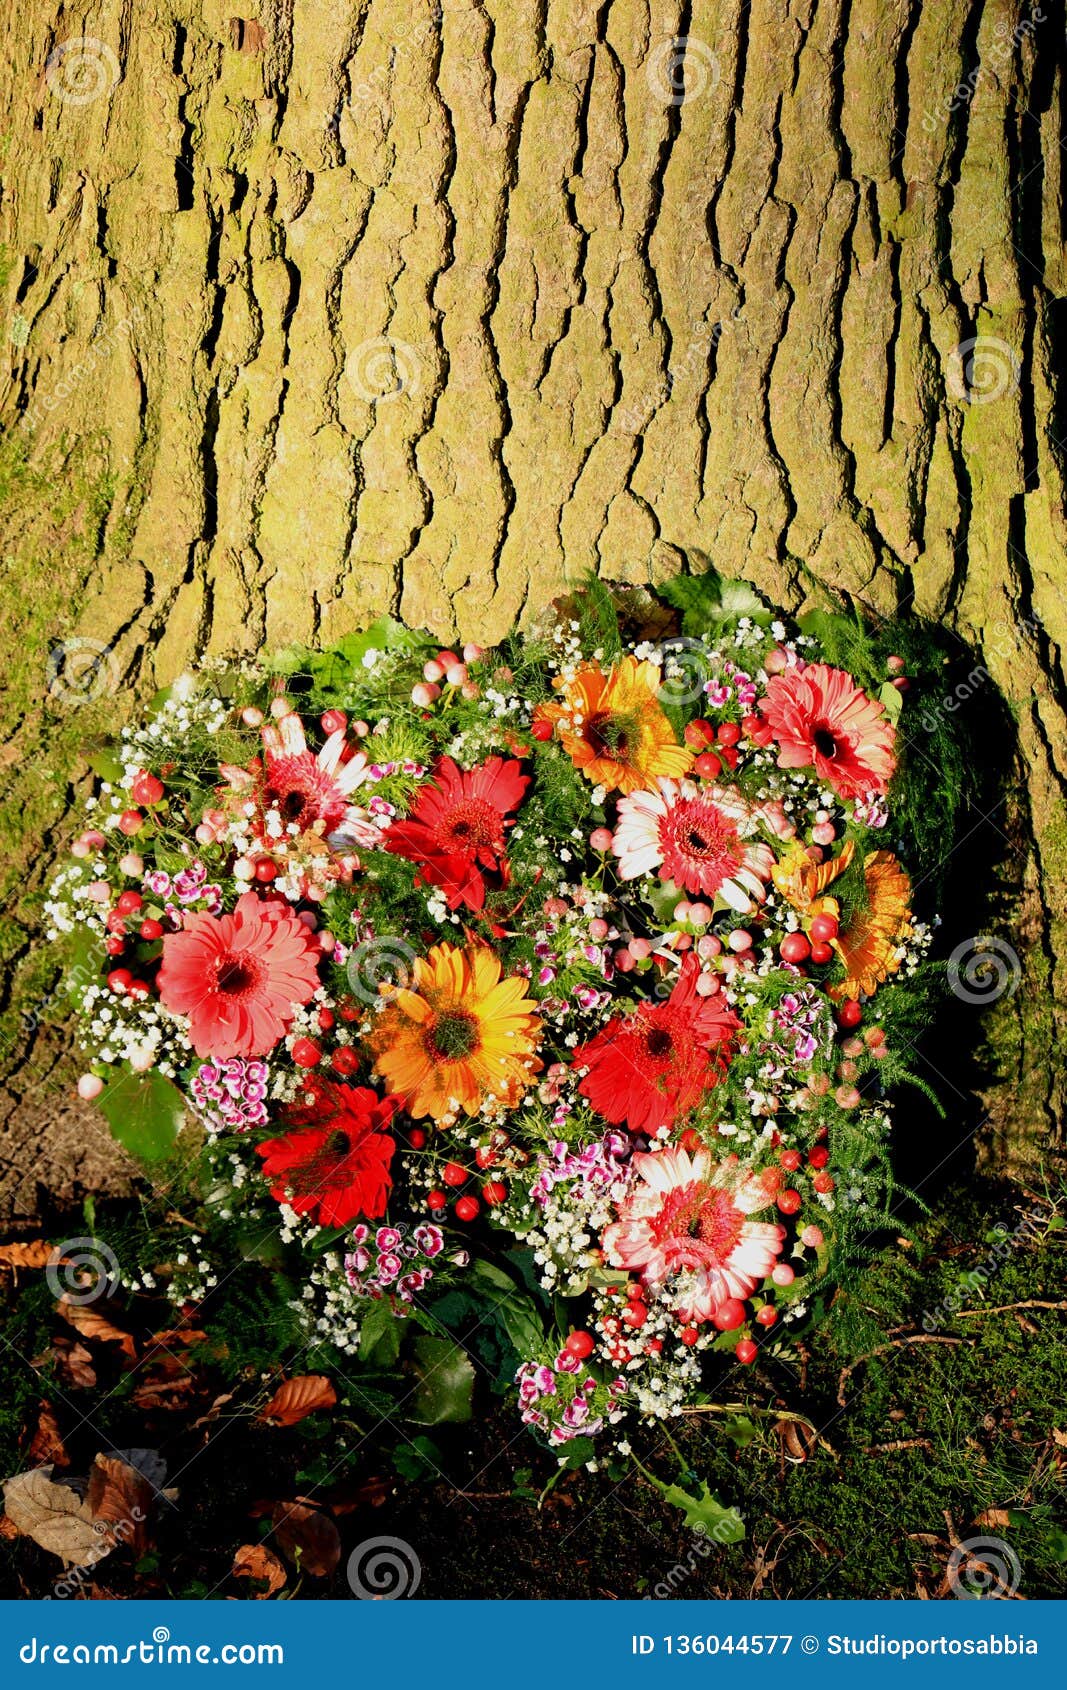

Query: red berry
683 718 715 749
115 890 143 915
755 1305 778 1327
481 1180 507 1206
808 1146 830 1169
317 1008 335 1031
291 1037 322 1068
679 1127 702 1152
107 968 133 993
779 1148 802 1172
717 745 739 771
735 1339 758 1365
454 1195 480 1222
118 809 143 836
810 941 834 964
426 1189 447 1211
330 1046 359 1076
777 1188 802 1216
139 918 163 941
531 718 554 742
565 1330 595 1359
105 911 127 936
622 1301 649 1328
320 709 347 735
780 932 811 964
716 720 742 747
442 1161 468 1188
741 713 762 738
813 1171 835 1194
891 676 910 693
810 912 839 943
692 751 722 779
647 1338 664 1354
339 1003 360 1022
253 859 277 882
105 936 125 956
679 1326 700 1347
712 1298 747 1332
474 1145 496 1169
837 999 863 1029
130 771 164 806
407 1128 427 1150
126 979 150 1001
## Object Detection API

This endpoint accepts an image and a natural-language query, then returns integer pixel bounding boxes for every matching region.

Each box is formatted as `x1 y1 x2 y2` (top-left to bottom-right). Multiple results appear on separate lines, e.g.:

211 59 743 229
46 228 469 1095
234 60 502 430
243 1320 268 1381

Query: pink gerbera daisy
243 713 383 849
603 1147 785 1323
158 891 322 1058
611 778 775 912
758 663 895 799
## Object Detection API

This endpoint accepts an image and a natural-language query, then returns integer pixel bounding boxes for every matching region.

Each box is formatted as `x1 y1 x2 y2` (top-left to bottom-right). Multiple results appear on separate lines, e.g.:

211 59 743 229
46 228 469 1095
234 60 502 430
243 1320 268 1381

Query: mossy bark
0 0 1064 1186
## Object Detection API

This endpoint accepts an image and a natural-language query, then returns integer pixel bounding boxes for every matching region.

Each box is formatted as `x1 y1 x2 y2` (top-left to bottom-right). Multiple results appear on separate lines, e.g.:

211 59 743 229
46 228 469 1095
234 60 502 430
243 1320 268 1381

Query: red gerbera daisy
573 957 740 1134
758 662 896 799
256 1079 399 1224
384 755 529 911
157 891 321 1059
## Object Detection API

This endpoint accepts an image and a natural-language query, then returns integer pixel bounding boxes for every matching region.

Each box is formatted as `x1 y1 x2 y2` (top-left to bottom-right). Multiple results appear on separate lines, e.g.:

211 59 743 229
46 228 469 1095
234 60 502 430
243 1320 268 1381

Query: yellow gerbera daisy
830 851 912 1001
770 839 855 913
368 942 542 1120
533 656 692 794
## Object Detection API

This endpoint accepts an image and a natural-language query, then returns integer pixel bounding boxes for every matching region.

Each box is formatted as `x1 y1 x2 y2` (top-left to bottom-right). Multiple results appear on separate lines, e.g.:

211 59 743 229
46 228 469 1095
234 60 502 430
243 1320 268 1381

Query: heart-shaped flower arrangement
47 576 950 1463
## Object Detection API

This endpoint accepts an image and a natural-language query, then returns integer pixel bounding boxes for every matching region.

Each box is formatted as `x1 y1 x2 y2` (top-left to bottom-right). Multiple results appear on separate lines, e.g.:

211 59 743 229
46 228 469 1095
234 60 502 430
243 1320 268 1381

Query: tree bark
0 0 1063 1193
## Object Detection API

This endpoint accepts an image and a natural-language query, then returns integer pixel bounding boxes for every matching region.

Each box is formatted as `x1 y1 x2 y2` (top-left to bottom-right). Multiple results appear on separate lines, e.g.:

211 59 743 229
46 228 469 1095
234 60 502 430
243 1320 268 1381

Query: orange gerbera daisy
771 839 855 913
533 656 692 794
829 851 912 1000
368 943 542 1120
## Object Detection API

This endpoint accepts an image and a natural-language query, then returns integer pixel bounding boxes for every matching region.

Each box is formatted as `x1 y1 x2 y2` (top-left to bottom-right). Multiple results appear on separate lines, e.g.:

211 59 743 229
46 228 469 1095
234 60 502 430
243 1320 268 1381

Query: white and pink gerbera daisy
610 778 775 911
223 714 383 850
603 1147 785 1324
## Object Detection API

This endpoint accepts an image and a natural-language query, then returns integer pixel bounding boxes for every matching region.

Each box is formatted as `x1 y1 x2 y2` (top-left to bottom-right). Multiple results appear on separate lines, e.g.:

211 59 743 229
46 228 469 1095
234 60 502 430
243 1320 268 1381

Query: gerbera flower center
645 1026 673 1059
263 753 347 833
654 1182 745 1260
658 797 742 893
215 955 260 995
812 724 840 760
429 1009 481 1061
326 1130 350 1156
436 797 501 850
586 709 638 762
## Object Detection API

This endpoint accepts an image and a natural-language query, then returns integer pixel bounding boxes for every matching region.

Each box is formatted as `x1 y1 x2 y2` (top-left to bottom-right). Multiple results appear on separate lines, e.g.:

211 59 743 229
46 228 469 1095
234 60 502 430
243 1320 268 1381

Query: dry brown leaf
191 1392 235 1430
52 1340 97 1390
86 1455 154 1555
27 1402 68 1468
1052 1428 1067 1448
147 1327 208 1349
0 1240 56 1269
270 1502 341 1577
0 1514 18 1540
56 1297 136 1362
259 1375 337 1427
2 1467 102 1567
232 1543 287 1597
974 1507 1013 1529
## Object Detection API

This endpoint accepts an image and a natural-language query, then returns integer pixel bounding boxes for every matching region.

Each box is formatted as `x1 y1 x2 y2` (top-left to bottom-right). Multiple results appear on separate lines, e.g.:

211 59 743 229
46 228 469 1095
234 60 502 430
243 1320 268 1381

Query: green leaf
407 1336 475 1425
661 1481 745 1543
96 1067 185 1163
878 680 904 723
722 1416 758 1449
390 1436 443 1482
660 571 772 635
90 749 124 783
359 1298 401 1365
557 1435 597 1471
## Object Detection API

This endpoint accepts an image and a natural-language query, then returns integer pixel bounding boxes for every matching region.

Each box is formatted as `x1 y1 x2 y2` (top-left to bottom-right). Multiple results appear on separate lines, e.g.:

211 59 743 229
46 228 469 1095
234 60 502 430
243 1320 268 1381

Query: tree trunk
0 0 1063 1201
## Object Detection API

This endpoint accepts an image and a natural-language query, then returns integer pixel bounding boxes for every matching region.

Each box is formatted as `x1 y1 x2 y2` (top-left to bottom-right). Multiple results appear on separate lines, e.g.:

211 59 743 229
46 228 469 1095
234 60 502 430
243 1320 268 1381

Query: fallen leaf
0 1241 56 1269
270 1502 341 1576
232 1543 287 1597
1052 1429 1067 1448
86 1456 154 1555
56 1298 136 1362
27 1403 68 1468
259 1375 337 1427
191 1392 235 1430
0 1515 18 1540
777 1418 818 1464
147 1327 208 1349
974 1507 1013 1529
52 1341 97 1389
2 1467 102 1566
109 1449 168 1491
